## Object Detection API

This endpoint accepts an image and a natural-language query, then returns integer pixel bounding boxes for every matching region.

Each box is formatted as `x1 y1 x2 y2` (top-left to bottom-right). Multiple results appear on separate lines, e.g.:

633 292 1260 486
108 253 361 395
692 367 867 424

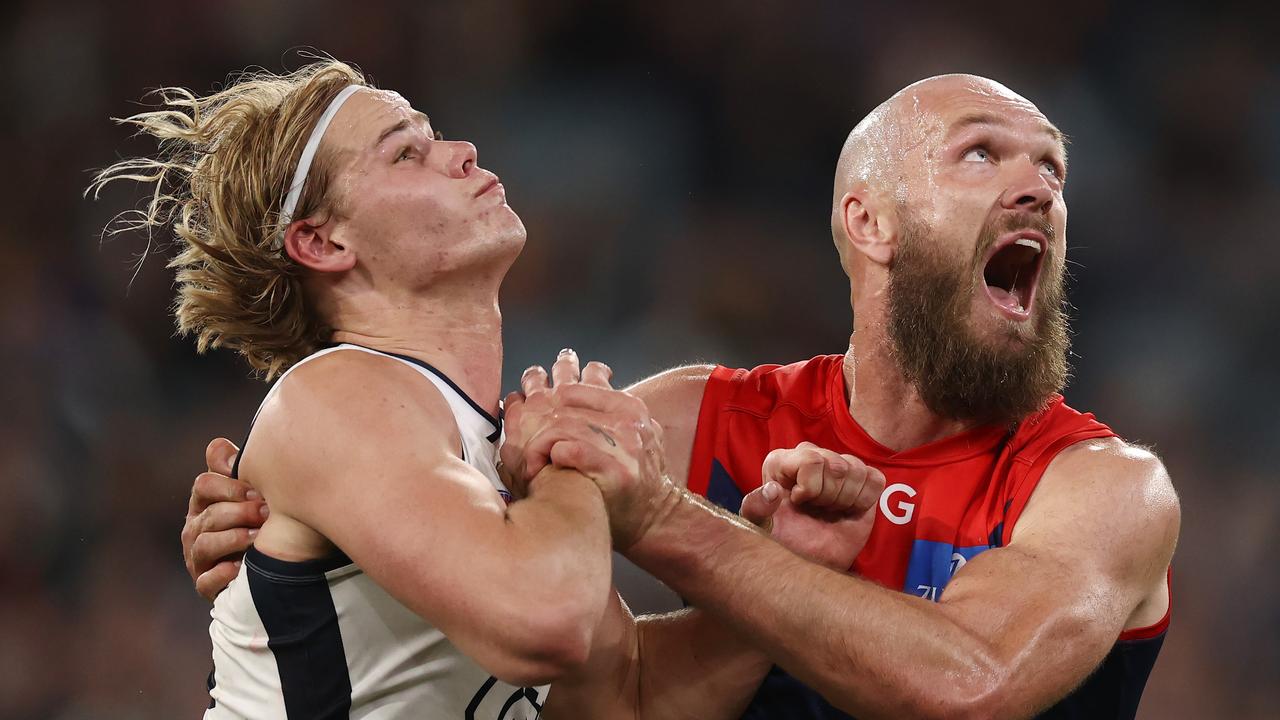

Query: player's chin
972 309 1038 349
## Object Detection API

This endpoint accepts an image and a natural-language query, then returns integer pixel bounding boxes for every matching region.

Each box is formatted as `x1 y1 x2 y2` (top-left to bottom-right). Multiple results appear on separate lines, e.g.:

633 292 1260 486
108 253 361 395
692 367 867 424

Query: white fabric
205 344 547 719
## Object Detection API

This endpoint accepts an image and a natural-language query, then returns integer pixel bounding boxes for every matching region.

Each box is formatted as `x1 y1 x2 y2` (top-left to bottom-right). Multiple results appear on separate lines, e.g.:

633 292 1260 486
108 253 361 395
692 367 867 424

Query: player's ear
839 190 896 267
284 216 355 274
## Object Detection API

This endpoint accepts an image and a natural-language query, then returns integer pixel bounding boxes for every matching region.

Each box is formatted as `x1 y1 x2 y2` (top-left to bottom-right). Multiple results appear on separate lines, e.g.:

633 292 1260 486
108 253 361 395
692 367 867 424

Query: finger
852 465 887 514
789 457 828 504
205 437 240 476
525 415 627 476
189 472 257 516
740 481 784 529
831 465 868 511
547 438 601 475
521 365 550 396
503 391 525 412
196 560 243 603
551 348 581 387
191 528 257 575
812 452 849 506
581 361 614 389
555 383 647 418
198 499 269 535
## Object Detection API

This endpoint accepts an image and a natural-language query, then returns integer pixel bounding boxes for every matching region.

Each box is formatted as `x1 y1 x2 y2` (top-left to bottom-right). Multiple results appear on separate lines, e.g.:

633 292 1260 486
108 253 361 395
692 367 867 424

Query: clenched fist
740 442 885 570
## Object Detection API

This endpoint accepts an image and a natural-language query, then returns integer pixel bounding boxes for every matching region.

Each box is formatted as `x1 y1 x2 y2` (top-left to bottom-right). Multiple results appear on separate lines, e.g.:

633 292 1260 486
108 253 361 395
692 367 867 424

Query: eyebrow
375 110 432 148
951 111 1068 146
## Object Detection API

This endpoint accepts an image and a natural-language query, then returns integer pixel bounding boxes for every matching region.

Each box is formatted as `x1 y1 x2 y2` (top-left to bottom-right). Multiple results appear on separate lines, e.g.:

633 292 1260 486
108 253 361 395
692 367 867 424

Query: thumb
206 438 240 476
740 481 784 529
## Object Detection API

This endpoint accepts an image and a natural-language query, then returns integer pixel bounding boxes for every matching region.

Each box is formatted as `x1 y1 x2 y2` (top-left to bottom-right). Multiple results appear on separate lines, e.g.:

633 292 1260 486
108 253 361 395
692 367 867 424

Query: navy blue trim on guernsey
206 665 217 710
331 343 503 443
706 459 745 513
245 546 353 719
703 459 1165 719
737 635 1165 719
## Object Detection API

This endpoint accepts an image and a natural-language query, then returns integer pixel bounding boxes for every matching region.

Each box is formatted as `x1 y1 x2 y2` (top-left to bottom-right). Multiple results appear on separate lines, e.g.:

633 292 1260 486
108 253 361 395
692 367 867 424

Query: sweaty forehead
904 78 1052 138
324 89 421 152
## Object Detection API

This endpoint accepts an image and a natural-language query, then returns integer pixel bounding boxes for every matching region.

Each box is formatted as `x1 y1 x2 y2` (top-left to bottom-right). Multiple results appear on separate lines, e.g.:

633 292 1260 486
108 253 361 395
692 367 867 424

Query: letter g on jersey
879 483 917 525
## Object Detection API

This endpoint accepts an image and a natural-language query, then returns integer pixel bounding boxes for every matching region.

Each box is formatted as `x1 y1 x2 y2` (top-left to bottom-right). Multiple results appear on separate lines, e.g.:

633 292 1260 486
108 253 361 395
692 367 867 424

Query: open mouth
981 233 1045 319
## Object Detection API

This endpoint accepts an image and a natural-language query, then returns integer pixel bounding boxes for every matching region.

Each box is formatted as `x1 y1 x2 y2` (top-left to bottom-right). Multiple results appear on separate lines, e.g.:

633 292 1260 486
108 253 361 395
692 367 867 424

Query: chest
711 412 1022 601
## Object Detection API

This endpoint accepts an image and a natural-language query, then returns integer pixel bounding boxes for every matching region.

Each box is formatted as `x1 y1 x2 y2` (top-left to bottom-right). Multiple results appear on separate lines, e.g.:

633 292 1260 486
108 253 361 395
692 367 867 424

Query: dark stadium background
3 1 1276 717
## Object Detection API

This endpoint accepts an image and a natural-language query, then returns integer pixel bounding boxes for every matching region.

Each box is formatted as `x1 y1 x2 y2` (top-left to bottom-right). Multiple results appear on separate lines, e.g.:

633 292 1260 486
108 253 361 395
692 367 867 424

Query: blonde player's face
322 89 525 291
896 81 1069 348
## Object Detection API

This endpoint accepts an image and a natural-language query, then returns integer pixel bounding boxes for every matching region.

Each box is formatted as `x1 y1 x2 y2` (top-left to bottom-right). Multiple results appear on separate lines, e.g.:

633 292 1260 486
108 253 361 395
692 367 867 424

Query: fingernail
260 505 270 519
248 529 258 538
559 347 574 356
246 489 262 501
234 560 242 569
762 482 779 502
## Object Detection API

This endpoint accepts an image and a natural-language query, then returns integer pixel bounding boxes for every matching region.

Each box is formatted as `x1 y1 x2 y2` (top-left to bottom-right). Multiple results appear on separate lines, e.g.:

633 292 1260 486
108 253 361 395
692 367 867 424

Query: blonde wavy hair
88 58 369 379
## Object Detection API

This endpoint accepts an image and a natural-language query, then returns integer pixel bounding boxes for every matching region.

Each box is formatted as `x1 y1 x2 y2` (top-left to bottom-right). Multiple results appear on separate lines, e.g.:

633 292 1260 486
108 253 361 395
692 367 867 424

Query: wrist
527 467 605 506
622 485 707 567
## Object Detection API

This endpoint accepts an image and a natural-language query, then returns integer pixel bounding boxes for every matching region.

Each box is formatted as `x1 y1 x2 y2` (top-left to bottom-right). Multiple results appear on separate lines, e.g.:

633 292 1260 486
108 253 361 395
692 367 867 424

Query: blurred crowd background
2 0 1276 717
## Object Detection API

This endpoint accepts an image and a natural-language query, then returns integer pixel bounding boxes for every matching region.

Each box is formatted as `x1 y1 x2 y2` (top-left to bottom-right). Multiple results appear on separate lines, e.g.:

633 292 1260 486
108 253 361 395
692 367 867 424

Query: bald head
834 74 1046 202
830 74 1064 273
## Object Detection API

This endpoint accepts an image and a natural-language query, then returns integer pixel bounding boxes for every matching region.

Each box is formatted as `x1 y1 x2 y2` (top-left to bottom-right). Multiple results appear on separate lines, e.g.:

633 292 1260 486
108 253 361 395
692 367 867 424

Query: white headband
277 84 362 241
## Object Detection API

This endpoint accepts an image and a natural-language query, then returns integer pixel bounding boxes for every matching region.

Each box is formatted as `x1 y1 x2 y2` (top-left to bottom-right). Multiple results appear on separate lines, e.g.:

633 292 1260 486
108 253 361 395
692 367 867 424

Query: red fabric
687 354 1168 639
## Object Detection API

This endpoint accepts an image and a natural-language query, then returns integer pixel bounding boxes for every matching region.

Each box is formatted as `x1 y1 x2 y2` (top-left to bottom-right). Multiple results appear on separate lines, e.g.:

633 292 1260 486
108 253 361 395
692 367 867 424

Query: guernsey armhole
1118 567 1172 642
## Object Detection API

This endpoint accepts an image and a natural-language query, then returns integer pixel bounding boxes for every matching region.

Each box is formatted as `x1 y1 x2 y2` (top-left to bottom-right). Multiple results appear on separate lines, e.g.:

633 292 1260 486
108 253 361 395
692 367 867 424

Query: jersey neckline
823 354 1018 466
330 342 502 443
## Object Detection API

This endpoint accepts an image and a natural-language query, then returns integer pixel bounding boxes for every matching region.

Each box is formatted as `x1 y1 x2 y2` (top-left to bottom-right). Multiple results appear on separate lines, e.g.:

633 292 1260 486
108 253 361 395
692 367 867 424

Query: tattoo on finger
587 423 617 447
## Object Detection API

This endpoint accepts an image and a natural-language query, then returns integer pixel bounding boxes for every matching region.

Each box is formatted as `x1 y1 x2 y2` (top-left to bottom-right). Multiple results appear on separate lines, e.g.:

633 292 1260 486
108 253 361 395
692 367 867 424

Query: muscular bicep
245 352 570 678
627 365 713 488
933 438 1180 715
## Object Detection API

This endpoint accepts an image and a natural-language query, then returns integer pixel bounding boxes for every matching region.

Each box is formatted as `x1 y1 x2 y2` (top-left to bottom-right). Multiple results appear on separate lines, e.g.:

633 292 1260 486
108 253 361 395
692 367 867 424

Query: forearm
627 490 1002 719
633 608 770 719
492 468 614 677
545 591 770 720
505 467 613 589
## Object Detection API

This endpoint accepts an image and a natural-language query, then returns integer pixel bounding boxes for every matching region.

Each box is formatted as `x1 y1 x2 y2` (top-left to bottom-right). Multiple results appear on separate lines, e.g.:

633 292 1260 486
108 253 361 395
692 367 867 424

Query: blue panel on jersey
706 458 745 512
902 540 990 601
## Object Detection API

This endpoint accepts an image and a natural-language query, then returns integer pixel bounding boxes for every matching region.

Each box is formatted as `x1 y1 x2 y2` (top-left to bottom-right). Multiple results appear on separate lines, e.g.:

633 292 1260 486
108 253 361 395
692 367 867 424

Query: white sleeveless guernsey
204 344 548 719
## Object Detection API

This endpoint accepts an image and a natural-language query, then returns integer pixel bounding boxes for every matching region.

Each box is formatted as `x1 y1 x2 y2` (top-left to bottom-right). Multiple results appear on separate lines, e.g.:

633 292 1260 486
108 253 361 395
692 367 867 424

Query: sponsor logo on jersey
879 482 917 525
903 539 990 601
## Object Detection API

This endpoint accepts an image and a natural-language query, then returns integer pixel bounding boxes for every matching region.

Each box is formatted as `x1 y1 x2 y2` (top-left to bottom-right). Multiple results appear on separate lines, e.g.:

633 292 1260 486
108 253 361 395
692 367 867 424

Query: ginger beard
885 207 1071 427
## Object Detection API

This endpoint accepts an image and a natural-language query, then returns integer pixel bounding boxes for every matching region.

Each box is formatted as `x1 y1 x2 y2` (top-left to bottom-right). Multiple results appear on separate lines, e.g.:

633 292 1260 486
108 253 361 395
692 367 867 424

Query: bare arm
626 364 714 489
535 361 875 712
622 437 1180 720
248 351 614 687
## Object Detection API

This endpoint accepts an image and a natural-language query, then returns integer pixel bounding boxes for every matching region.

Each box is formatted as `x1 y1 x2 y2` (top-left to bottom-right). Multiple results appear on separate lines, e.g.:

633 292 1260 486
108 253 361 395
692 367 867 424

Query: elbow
488 599 599 686
902 656 1010 720
934 677 1007 720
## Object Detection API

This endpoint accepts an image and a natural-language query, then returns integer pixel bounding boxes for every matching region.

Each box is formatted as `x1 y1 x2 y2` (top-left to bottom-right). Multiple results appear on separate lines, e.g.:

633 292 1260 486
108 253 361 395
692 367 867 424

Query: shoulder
251 350 462 475
627 364 716 398
648 355 841 415
1017 437 1180 578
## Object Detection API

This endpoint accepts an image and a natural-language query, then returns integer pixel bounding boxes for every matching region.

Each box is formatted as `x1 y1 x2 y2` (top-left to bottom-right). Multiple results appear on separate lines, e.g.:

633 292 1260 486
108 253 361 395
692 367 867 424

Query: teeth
1014 238 1042 253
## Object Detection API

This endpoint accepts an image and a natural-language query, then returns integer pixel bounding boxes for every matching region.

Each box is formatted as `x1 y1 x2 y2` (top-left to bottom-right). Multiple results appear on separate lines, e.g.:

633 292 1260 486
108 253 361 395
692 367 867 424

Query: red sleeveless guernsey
687 355 1170 719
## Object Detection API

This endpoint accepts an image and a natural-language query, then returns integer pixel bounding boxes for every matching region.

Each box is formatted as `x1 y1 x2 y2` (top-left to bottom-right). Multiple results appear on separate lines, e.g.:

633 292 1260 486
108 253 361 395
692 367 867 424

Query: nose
443 141 478 179
1000 160 1053 215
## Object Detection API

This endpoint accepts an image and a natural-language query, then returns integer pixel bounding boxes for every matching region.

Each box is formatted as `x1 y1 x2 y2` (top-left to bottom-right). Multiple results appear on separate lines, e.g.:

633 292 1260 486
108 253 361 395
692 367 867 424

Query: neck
328 287 503 417
844 292 975 452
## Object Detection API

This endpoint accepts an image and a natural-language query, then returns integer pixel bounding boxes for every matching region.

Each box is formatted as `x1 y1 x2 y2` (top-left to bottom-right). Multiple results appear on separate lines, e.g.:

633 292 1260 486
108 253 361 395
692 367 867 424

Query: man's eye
1040 161 1062 178
962 147 990 163
396 147 413 162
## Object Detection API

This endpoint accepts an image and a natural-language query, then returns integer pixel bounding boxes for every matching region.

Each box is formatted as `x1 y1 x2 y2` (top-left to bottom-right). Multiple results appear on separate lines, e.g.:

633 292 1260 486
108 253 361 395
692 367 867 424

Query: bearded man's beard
885 209 1071 428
